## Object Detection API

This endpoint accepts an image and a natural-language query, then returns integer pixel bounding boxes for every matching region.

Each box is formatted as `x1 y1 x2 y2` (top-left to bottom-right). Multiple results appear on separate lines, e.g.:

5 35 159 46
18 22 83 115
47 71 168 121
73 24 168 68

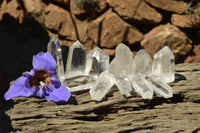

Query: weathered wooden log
11 63 200 132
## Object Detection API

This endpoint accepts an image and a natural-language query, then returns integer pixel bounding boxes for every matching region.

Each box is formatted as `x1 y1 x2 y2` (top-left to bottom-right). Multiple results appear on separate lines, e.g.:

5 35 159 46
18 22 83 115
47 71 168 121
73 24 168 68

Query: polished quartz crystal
129 74 153 99
145 75 173 98
108 43 134 77
47 35 59 59
66 40 87 78
90 72 115 101
108 43 134 96
86 47 109 74
47 36 174 99
152 46 175 83
115 75 132 95
63 75 94 92
47 35 65 81
133 49 152 75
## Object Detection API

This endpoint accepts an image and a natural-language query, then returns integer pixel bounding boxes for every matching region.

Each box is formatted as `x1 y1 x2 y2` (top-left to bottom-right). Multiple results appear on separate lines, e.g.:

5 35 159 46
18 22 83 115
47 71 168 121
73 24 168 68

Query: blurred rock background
0 0 200 83
0 0 199 132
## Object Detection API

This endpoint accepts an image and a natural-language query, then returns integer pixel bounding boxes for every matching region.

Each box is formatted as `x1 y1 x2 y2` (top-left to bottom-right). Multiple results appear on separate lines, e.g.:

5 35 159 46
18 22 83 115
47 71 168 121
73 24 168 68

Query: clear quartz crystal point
108 43 134 77
66 40 87 77
115 75 132 95
145 75 173 98
86 47 109 74
63 75 94 92
129 74 153 99
133 49 152 75
47 35 65 81
152 46 175 83
90 72 115 101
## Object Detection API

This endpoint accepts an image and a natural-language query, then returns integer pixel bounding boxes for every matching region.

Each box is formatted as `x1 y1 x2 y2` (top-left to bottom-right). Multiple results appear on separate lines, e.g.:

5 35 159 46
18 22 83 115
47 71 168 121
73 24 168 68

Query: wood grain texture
11 63 200 133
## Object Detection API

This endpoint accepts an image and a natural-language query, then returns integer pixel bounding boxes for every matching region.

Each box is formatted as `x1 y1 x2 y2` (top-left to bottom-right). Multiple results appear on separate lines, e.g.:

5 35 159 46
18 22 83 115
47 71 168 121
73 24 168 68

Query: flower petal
4 76 33 100
45 84 71 102
32 52 57 71
51 79 61 88
32 87 46 98
49 71 56 77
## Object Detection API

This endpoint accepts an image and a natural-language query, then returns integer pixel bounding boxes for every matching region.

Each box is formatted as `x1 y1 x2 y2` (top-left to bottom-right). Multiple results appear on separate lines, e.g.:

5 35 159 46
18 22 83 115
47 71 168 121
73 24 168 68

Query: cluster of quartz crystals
48 35 109 92
90 43 174 101
48 35 175 101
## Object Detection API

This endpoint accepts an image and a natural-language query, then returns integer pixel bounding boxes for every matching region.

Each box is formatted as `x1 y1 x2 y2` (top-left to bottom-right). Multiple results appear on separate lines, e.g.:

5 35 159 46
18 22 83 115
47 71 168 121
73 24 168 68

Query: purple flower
4 52 71 102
